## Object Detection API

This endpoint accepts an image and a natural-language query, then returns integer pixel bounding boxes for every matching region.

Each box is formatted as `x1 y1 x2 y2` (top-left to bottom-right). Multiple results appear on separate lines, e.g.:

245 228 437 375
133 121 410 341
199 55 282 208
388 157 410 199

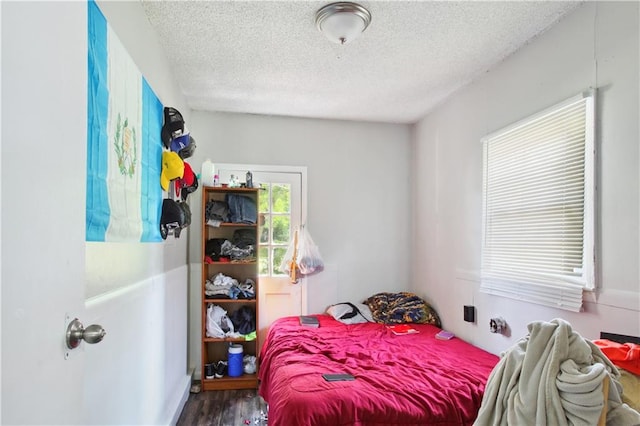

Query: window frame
480 89 596 312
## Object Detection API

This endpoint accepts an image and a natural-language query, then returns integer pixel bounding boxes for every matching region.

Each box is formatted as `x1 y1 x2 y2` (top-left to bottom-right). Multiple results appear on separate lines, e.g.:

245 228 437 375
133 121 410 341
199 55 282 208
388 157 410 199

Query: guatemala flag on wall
86 0 163 242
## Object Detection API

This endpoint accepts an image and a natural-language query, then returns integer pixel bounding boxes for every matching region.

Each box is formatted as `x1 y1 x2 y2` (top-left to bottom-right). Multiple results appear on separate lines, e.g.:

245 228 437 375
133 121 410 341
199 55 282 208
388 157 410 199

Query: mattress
258 315 499 426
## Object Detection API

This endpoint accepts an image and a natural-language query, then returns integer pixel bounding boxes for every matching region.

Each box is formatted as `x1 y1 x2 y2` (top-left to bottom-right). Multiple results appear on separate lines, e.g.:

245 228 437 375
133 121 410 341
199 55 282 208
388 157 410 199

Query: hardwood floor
176 385 268 426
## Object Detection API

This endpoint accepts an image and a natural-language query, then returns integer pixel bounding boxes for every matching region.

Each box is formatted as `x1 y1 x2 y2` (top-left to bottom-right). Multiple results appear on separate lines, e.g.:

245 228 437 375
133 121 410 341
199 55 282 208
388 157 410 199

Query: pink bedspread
259 315 499 426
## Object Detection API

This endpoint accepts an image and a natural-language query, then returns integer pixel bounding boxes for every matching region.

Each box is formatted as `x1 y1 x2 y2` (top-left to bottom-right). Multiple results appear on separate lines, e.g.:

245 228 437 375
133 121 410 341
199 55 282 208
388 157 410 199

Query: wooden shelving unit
201 186 259 391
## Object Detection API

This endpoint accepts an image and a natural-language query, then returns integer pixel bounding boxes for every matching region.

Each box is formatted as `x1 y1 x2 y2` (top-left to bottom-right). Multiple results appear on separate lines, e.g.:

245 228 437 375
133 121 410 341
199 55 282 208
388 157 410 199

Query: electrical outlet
464 305 475 323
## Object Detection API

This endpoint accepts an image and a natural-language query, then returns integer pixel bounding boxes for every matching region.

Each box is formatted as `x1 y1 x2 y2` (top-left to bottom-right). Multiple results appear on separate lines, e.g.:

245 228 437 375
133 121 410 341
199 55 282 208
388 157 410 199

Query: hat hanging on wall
161 107 185 147
175 161 199 201
160 199 191 240
160 151 184 191
169 133 197 159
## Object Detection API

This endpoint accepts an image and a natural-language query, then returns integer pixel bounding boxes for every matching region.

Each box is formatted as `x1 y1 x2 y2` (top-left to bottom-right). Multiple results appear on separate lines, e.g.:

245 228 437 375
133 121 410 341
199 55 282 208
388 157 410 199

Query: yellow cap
160 151 184 191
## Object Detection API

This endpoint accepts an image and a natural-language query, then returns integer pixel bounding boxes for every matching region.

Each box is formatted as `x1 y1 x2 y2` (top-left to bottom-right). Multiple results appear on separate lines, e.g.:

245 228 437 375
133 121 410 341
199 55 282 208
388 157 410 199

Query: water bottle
246 171 253 188
201 160 215 187
227 344 244 377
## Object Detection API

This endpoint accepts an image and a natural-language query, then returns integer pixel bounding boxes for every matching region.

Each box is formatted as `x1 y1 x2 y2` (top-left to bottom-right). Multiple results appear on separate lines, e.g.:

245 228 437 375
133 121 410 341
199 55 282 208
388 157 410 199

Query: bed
258 314 499 426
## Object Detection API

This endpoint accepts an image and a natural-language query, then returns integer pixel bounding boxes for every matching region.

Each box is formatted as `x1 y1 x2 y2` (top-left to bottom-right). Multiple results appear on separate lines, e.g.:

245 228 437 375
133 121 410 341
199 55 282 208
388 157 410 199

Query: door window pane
272 184 290 214
258 183 270 213
273 247 287 275
272 216 290 244
259 218 270 244
258 246 268 275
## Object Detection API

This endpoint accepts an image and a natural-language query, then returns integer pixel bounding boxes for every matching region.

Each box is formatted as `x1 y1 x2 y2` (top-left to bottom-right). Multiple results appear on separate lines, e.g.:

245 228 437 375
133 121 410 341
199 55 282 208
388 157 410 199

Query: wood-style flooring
176 385 268 426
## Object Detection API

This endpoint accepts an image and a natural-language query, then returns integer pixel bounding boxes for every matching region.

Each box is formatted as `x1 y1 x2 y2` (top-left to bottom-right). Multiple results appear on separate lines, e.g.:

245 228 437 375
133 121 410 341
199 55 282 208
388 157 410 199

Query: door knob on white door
65 318 106 349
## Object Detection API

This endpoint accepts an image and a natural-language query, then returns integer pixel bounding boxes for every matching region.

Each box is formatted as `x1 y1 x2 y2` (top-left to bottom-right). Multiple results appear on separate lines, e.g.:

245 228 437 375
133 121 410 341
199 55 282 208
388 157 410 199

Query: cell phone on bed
322 373 355 381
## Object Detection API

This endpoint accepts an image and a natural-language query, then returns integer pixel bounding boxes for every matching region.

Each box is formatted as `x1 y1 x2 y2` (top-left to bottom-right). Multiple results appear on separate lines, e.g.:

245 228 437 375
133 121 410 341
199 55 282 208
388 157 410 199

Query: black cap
161 199 191 227
161 107 185 148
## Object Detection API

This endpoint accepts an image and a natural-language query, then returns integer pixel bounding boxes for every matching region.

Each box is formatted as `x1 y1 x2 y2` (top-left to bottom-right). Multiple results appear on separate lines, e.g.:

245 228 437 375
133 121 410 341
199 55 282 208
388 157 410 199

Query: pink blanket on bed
259 315 498 426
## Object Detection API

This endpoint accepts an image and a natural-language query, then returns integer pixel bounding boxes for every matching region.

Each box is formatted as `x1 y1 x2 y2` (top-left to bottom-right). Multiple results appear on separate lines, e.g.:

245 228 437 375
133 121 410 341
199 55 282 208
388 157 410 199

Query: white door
3 2 87 424
217 166 306 352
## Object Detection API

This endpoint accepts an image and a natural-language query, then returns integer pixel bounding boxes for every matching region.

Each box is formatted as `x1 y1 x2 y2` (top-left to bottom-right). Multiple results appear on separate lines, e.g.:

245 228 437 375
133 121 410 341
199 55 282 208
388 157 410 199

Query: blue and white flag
86 0 163 242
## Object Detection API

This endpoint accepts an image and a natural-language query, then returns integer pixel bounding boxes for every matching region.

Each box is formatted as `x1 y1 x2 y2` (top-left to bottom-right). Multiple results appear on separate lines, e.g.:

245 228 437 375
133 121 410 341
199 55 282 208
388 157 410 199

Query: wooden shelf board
201 374 258 391
203 337 257 343
206 223 257 227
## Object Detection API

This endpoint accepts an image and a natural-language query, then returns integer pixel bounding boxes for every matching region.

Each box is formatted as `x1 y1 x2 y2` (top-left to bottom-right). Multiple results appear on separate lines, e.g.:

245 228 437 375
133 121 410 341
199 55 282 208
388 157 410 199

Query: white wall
84 267 188 425
85 2 192 424
86 0 190 299
187 112 412 373
411 2 640 355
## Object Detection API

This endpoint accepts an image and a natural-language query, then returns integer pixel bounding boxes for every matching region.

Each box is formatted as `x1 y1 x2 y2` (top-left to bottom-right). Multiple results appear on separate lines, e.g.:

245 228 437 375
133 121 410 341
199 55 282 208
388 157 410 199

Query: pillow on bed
326 302 374 324
363 292 441 327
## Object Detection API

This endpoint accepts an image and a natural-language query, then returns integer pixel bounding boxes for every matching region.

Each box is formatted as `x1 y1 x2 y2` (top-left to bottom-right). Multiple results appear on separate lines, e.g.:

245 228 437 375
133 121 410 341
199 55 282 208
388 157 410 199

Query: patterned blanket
363 292 441 327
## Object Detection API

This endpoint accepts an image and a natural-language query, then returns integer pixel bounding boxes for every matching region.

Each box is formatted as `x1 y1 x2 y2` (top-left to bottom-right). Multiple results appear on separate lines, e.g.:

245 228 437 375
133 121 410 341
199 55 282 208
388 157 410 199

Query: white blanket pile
474 318 640 426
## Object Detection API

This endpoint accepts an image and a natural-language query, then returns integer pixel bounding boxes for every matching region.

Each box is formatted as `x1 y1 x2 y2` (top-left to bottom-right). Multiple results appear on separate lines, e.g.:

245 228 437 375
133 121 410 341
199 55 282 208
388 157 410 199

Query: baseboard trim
164 374 192 426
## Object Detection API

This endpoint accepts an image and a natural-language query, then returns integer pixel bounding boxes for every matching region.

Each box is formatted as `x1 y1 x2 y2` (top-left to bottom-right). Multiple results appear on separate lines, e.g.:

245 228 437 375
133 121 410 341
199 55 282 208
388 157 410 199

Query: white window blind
481 90 595 312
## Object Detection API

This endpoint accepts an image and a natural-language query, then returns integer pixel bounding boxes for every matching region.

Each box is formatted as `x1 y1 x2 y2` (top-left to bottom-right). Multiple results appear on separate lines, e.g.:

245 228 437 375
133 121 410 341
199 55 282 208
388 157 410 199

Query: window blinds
480 91 595 312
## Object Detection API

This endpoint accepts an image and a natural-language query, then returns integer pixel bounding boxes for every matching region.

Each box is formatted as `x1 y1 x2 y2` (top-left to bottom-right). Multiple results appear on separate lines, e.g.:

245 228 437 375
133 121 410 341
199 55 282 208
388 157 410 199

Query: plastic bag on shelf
206 304 235 338
279 225 324 283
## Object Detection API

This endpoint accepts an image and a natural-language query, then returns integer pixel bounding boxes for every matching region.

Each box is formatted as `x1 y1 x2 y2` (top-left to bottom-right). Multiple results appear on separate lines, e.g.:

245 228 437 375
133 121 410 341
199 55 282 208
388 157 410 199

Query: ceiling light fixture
315 2 372 45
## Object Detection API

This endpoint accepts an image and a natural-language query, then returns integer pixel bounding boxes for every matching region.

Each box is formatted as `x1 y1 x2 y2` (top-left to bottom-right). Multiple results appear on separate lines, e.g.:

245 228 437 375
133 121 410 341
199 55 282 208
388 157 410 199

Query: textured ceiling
141 1 581 124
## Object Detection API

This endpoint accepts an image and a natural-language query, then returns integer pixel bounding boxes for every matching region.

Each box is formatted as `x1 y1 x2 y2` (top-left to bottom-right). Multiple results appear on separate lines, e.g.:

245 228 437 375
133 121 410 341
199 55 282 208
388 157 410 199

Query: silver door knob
65 318 106 349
